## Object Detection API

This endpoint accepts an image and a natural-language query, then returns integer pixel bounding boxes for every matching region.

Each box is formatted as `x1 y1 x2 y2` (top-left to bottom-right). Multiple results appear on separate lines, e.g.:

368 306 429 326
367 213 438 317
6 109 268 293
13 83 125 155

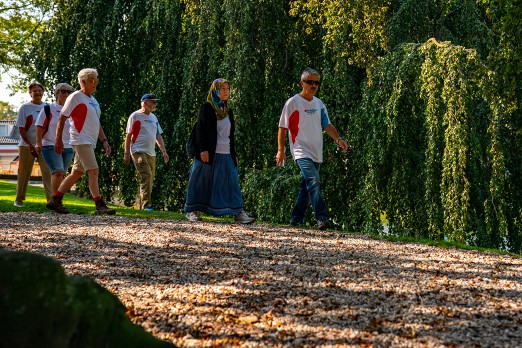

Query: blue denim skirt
184 154 243 216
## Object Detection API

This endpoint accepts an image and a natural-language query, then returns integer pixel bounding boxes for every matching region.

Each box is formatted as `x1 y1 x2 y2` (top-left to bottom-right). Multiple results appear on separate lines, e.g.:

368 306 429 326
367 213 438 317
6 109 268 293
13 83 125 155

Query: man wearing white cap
124 94 169 210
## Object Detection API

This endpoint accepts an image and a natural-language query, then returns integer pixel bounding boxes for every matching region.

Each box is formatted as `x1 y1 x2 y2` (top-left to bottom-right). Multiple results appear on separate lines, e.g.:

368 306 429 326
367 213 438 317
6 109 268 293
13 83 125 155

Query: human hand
29 145 39 158
54 140 64 155
337 139 348 153
200 151 209 163
275 150 286 167
162 150 169 164
104 141 111 156
124 152 130 165
34 143 42 155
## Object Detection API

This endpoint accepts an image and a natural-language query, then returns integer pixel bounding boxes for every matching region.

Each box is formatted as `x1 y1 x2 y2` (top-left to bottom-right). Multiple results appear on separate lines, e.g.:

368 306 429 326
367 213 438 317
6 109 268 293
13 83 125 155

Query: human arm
35 126 44 154
276 127 287 166
54 116 67 155
156 134 169 164
98 126 111 156
196 103 211 163
124 133 132 165
325 124 348 153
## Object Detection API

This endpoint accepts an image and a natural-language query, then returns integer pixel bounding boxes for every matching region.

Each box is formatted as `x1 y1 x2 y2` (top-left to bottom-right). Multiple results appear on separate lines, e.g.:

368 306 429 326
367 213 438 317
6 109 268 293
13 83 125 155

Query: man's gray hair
54 82 74 95
28 80 45 92
77 68 98 84
301 68 320 81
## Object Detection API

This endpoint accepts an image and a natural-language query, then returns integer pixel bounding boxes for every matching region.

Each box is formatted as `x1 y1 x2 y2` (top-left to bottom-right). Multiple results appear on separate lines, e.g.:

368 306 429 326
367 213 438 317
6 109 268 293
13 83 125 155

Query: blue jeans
41 146 74 174
292 158 327 223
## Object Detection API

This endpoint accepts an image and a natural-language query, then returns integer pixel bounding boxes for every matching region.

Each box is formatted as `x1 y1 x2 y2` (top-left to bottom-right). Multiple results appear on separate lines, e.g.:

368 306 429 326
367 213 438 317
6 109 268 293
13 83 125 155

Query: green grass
0 179 186 220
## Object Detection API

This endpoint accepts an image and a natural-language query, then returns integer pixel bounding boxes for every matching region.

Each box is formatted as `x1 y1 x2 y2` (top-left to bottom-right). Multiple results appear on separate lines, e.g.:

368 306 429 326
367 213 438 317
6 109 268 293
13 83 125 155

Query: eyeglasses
303 79 320 86
60 89 73 94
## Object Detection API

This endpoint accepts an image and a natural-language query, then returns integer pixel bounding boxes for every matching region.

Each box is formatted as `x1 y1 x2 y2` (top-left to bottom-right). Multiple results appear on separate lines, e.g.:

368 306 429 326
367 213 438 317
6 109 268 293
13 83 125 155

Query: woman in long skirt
184 78 254 224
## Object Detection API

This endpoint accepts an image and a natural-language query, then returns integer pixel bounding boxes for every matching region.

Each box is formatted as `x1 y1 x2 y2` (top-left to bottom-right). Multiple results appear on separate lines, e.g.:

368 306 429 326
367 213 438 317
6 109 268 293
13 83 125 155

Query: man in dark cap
124 94 169 210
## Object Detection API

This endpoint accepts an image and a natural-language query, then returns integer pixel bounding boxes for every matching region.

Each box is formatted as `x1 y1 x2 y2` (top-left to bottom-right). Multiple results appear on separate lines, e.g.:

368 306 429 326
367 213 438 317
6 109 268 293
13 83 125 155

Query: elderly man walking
46 68 115 215
276 68 348 230
124 94 169 211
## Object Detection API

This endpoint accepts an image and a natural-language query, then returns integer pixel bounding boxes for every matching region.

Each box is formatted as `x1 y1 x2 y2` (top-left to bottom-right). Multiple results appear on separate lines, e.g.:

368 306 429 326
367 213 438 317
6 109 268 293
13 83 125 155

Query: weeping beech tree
26 0 520 252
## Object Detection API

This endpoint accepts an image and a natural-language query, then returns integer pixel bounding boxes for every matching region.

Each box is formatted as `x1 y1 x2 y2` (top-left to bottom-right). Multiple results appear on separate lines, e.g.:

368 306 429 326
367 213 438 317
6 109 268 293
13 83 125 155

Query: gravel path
1 212 521 347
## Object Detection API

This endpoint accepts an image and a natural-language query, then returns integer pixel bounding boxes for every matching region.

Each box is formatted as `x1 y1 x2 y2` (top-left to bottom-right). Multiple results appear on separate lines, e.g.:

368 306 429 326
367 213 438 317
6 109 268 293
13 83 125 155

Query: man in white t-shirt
124 94 169 210
45 68 115 215
276 68 348 230
13 80 52 207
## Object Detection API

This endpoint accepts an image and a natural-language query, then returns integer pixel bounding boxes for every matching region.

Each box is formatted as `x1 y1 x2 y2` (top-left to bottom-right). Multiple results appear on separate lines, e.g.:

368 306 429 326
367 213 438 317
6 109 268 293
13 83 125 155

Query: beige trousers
131 152 157 209
16 146 52 202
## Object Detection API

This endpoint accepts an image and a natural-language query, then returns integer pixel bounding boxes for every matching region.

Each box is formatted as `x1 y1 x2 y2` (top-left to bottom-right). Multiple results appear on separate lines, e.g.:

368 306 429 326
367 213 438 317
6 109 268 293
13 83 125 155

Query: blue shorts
41 146 74 174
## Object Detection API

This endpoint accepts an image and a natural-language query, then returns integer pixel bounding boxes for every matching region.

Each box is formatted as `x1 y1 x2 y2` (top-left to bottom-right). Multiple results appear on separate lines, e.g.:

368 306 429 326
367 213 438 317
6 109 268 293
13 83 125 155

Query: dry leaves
1 212 521 347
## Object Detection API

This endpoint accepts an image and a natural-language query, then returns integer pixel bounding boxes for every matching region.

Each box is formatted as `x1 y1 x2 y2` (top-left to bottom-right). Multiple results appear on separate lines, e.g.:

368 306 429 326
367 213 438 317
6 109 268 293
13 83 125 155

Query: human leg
295 158 327 223
42 146 64 194
184 158 213 215
15 146 34 203
38 152 53 201
291 176 310 225
131 152 153 209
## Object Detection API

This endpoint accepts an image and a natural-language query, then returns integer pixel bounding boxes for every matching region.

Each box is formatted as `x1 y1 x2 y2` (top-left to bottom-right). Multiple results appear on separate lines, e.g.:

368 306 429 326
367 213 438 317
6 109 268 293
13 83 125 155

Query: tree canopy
2 0 520 252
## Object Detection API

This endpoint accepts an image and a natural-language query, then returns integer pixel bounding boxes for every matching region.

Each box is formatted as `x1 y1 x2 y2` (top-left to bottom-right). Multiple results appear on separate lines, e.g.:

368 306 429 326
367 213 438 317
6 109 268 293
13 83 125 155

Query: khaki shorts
72 144 99 172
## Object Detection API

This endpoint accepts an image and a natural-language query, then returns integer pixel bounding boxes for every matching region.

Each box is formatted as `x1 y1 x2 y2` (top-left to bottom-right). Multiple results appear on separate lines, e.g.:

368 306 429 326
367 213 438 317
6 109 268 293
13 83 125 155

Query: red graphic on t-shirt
24 115 33 131
69 104 88 133
131 120 141 143
288 110 300 144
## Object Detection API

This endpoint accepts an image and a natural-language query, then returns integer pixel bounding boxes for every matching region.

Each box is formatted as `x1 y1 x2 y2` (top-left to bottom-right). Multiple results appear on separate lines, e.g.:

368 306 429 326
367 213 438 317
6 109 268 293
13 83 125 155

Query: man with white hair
46 68 115 215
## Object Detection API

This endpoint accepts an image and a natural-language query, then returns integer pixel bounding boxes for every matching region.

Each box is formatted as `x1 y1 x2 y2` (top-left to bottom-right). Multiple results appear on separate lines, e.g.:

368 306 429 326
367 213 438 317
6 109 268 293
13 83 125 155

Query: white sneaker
234 211 255 224
13 200 24 208
186 211 201 222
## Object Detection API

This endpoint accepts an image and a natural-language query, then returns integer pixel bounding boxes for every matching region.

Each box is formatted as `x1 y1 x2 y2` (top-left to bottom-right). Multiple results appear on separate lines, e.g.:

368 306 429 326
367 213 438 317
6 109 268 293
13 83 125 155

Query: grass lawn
0 179 186 220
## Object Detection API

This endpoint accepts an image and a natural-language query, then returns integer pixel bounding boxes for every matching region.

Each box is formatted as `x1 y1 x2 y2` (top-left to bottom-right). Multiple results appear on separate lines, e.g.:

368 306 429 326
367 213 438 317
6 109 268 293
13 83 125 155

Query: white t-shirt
215 115 231 154
278 94 330 163
35 103 72 148
15 102 45 146
126 110 163 156
61 91 101 146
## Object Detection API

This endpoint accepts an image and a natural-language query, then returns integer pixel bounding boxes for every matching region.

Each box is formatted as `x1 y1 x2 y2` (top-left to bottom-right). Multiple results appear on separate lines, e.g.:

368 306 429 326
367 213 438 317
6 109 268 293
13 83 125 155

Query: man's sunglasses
303 79 320 86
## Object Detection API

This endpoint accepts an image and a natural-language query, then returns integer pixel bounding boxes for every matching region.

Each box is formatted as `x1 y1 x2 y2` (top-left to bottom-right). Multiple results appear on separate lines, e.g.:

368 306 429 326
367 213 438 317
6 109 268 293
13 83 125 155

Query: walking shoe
317 219 329 230
234 211 255 224
186 211 201 222
95 199 116 215
13 200 24 208
45 196 70 214
290 218 305 227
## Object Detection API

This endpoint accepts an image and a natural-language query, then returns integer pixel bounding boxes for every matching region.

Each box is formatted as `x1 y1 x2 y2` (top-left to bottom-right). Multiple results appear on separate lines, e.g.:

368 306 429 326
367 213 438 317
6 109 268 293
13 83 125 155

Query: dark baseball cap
141 93 160 102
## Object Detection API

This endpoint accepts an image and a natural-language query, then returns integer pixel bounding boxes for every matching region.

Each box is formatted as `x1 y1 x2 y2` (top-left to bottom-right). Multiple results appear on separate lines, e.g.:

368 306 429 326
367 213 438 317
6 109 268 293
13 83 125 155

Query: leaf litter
1 212 521 347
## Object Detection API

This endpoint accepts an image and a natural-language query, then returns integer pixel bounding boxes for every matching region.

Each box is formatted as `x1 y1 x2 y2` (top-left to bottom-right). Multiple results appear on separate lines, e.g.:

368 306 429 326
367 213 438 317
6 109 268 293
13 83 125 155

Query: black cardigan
195 102 237 166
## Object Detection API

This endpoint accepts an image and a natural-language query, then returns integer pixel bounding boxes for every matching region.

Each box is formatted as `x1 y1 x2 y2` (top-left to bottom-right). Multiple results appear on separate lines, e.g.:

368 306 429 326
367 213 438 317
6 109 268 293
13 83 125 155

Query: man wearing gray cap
124 94 169 210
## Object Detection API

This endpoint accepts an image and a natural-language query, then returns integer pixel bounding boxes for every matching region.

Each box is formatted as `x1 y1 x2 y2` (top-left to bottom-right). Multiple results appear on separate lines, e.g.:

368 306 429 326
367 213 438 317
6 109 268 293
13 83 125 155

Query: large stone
0 249 175 348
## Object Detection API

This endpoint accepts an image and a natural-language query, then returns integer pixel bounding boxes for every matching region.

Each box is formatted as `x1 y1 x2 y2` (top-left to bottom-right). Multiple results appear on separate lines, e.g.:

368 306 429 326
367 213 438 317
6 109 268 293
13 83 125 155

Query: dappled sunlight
1 212 521 347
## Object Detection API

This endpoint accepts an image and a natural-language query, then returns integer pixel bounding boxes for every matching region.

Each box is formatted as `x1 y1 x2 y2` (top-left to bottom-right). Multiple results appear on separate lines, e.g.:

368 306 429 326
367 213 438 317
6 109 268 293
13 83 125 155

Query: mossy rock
0 249 175 348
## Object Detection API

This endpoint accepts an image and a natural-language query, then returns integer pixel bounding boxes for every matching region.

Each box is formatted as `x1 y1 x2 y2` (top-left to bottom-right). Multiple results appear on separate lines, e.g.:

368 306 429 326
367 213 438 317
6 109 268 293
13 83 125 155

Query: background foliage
5 0 520 252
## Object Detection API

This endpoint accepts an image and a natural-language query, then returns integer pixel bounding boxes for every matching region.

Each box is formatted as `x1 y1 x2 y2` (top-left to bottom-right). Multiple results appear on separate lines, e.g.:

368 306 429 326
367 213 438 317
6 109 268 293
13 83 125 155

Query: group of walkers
13 67 347 229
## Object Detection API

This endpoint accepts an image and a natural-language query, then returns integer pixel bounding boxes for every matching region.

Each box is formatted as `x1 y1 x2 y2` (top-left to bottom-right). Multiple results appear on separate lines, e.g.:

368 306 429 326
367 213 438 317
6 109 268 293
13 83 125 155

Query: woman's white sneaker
186 211 201 222
234 211 255 224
